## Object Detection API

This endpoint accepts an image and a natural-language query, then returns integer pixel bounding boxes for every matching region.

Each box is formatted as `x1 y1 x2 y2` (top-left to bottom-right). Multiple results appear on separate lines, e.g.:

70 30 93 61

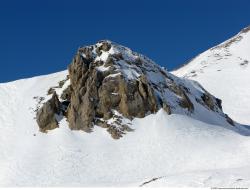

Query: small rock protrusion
36 92 62 132
225 114 235 126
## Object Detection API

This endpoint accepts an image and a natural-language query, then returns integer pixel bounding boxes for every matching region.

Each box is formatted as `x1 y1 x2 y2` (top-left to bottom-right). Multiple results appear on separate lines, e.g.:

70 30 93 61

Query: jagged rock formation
36 40 234 138
36 92 61 132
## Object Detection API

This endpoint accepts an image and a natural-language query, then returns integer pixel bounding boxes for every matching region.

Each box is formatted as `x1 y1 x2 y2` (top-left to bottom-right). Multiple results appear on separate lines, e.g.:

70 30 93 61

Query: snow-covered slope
173 26 250 125
0 40 250 187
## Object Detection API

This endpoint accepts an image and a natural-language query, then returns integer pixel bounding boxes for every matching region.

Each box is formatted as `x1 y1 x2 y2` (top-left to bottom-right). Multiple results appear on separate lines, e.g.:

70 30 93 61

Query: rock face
66 44 160 133
36 92 61 132
36 40 234 137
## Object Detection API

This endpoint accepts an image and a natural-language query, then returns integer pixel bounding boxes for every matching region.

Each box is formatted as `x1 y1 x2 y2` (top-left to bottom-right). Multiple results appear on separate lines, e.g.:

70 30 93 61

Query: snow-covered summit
173 25 250 125
78 39 168 81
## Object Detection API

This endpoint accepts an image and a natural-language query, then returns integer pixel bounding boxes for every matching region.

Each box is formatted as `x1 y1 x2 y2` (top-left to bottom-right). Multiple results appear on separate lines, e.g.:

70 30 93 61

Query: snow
0 71 249 187
96 65 111 72
173 27 250 125
0 35 250 187
106 73 121 78
95 51 110 62
141 167 250 187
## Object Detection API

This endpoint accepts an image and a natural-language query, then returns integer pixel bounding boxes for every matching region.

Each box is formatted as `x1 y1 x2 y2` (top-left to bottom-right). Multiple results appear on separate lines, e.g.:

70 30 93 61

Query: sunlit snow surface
0 70 249 187
173 27 250 125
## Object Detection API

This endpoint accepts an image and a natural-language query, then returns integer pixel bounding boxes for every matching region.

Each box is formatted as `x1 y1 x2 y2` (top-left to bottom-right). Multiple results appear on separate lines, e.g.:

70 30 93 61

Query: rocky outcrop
36 40 235 138
67 56 102 132
66 50 159 132
36 92 61 132
60 85 72 101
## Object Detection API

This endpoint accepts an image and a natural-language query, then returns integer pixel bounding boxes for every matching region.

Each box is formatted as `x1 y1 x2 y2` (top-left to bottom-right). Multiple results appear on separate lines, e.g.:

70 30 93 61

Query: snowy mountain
36 40 236 137
173 26 250 125
0 40 250 187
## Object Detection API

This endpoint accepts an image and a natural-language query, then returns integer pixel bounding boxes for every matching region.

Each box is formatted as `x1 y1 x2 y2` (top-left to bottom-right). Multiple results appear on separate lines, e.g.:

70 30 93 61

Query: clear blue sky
0 0 249 82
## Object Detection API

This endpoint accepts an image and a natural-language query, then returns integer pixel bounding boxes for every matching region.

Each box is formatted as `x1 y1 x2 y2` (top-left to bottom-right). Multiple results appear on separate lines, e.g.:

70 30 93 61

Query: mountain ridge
173 25 250 125
172 25 250 72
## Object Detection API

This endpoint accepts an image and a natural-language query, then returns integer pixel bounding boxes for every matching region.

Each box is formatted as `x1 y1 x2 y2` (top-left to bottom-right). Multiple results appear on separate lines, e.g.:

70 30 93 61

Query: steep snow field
173 26 250 125
0 71 250 187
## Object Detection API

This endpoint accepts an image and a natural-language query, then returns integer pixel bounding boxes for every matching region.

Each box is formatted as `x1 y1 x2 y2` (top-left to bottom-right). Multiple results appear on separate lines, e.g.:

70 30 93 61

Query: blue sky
0 0 249 82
